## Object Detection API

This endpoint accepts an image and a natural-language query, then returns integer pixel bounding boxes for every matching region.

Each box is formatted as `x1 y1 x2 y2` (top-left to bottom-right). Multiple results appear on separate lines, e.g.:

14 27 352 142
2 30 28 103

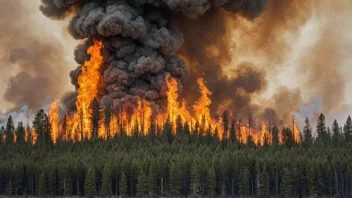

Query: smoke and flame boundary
46 40 301 145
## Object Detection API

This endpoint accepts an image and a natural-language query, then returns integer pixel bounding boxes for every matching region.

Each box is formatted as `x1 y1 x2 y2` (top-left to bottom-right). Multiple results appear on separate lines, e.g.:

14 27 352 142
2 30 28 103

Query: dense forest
1 109 352 197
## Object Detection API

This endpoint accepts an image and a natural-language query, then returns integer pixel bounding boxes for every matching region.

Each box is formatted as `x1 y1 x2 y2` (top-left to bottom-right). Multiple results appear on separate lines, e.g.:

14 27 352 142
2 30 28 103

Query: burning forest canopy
0 0 350 143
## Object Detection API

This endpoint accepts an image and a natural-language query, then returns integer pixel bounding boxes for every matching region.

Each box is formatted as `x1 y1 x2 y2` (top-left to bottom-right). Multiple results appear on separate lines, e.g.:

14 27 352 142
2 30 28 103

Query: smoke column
39 0 271 122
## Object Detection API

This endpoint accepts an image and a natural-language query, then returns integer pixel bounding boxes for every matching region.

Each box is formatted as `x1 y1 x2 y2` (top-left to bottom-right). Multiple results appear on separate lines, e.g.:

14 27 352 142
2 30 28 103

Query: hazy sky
0 0 352 128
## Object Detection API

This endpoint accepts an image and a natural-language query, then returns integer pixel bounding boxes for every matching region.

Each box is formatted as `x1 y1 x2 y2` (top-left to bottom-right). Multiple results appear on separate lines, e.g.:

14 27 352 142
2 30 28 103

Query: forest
0 109 352 198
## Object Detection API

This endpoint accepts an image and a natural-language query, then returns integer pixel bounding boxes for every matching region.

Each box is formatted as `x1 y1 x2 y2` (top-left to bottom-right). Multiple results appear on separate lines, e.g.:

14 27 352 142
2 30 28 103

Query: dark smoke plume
40 0 270 117
0 1 70 111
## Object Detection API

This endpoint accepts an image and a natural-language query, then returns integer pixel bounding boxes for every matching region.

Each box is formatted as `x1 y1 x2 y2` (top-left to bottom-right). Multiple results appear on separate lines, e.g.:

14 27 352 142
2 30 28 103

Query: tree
257 164 269 197
207 166 216 197
281 167 292 197
343 116 352 143
316 113 327 145
104 100 112 139
176 115 183 136
119 172 127 198
272 126 280 146
307 167 317 197
303 117 313 148
169 162 182 195
239 167 249 197
136 169 148 197
15 122 25 144
222 111 229 145
191 161 201 196
147 163 156 196
38 170 46 196
101 164 112 197
32 109 48 145
84 167 97 198
89 97 100 140
332 119 341 146
5 115 15 143
229 119 237 143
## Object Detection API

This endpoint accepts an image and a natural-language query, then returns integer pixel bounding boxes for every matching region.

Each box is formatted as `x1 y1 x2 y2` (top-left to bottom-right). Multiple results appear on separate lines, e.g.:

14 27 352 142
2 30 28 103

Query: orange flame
49 100 60 144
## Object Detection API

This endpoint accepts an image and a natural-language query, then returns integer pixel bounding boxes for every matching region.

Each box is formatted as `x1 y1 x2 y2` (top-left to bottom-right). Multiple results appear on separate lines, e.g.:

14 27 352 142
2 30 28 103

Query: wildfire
44 39 303 146
49 100 60 144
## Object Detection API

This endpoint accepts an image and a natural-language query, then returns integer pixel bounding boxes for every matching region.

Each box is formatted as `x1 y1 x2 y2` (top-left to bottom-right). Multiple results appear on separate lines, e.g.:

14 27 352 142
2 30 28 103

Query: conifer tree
5 115 15 144
316 113 327 145
332 119 341 146
343 116 352 143
101 164 112 197
147 164 156 196
136 169 148 197
89 98 100 140
32 109 47 145
281 167 293 198
176 115 183 135
84 167 97 198
207 166 216 197
272 126 280 146
239 167 249 197
119 172 127 198
257 164 269 197
222 111 229 145
191 161 201 196
303 117 313 147
15 122 25 144
169 162 182 195
104 100 112 139
38 171 46 196
229 119 237 143
307 167 317 197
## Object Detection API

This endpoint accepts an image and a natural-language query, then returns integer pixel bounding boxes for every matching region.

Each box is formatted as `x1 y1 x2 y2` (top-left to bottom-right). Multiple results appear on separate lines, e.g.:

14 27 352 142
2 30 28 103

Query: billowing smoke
40 0 270 119
0 1 73 112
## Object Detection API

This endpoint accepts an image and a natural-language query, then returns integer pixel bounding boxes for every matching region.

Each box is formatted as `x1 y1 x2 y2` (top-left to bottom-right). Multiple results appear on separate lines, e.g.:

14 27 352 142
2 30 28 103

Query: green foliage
207 166 216 197
119 172 127 198
101 164 112 197
84 167 96 198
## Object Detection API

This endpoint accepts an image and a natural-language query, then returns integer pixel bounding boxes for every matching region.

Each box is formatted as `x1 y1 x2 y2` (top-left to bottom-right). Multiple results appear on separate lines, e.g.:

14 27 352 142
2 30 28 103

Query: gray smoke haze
40 0 270 116
0 1 72 112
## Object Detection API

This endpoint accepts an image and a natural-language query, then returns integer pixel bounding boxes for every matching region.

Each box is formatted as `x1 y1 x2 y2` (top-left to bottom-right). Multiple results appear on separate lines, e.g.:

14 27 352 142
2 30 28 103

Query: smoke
38 0 352 130
39 0 270 115
0 1 74 113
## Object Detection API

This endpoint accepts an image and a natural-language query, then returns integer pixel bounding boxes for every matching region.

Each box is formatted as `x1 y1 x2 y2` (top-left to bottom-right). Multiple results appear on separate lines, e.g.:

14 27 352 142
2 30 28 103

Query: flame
75 39 103 140
31 129 37 145
37 39 303 146
293 122 302 143
49 100 60 144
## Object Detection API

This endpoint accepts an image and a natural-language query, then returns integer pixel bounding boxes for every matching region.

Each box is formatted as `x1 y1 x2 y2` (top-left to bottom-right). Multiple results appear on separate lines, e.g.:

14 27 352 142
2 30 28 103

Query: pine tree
257 164 269 197
5 115 15 144
229 119 237 143
84 167 97 198
169 161 182 195
119 172 127 198
239 167 249 197
207 166 216 197
281 167 293 198
303 117 313 148
136 169 148 197
191 161 201 196
307 167 317 197
222 111 229 144
176 115 183 136
38 170 46 196
343 116 352 143
15 122 25 144
332 119 341 146
89 97 100 140
272 126 279 146
316 113 327 145
147 164 156 196
104 100 112 139
101 164 112 197
32 109 47 145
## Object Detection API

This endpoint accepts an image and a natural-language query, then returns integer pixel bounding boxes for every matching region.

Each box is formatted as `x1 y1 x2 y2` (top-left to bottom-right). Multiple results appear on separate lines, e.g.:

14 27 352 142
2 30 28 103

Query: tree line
0 109 352 197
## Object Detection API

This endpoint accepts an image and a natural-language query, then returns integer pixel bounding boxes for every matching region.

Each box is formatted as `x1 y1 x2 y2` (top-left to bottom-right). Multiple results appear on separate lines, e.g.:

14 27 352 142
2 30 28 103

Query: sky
0 0 351 130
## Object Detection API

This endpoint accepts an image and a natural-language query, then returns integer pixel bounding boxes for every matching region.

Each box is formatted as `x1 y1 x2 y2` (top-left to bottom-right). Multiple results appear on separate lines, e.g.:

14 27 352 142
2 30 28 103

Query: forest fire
45 41 301 145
